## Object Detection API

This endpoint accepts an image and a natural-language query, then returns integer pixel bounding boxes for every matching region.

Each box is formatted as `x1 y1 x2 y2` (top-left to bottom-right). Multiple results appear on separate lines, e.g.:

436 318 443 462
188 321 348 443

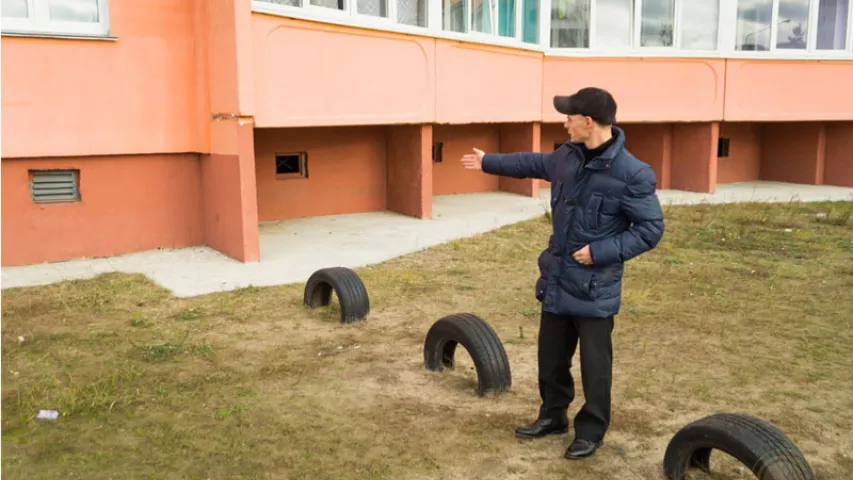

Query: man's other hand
461 148 485 170
573 245 594 265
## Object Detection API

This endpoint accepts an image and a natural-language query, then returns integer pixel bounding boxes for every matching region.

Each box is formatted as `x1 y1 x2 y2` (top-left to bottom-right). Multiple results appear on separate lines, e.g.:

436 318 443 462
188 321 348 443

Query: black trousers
537 309 614 443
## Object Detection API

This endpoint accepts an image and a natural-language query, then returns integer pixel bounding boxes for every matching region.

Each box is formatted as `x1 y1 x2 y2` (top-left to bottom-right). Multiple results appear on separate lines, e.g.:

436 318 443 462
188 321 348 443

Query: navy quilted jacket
481 126 665 318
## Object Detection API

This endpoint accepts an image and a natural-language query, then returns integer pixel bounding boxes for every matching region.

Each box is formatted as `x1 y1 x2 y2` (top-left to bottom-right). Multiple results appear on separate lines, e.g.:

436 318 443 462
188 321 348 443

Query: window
816 0 849 49
551 0 590 47
358 0 387 16
717 137 731 157
679 0 720 49
521 0 539 42
276 153 308 179
444 0 539 42
1 0 110 36
432 142 444 163
252 0 853 55
30 170 80 203
256 0 428 28
398 0 428 25
550 0 720 50
734 0 851 52
640 0 675 47
597 0 632 47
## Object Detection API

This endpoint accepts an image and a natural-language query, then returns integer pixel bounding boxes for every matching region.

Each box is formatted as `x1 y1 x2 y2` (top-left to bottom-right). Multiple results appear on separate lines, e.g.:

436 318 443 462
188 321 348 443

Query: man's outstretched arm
461 148 554 182
588 166 665 266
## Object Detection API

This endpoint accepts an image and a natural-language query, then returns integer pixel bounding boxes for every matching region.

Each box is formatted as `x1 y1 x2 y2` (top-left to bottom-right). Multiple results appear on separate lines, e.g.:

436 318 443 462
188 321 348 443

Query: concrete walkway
2 181 851 297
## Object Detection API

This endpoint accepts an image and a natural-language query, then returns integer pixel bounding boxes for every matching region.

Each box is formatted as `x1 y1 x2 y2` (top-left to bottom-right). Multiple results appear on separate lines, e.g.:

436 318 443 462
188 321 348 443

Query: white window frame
352 0 394 24
252 0 546 51
633 0 685 51
252 0 853 59
1 0 111 37
725 0 853 58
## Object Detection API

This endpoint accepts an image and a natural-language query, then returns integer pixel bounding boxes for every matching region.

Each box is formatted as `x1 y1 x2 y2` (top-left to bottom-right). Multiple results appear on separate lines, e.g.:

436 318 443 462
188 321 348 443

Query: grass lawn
2 200 853 480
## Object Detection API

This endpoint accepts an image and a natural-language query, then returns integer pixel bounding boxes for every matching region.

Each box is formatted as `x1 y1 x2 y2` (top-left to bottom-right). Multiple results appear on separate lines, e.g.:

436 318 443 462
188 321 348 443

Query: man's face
563 114 592 143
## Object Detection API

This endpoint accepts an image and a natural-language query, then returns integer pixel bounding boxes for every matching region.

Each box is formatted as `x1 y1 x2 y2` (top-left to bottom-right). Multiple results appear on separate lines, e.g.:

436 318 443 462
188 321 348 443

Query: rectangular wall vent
30 170 80 203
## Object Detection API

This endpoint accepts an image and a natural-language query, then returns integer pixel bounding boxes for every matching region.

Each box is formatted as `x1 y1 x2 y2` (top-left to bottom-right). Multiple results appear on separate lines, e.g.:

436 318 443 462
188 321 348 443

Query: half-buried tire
663 412 815 480
423 313 512 396
303 267 370 324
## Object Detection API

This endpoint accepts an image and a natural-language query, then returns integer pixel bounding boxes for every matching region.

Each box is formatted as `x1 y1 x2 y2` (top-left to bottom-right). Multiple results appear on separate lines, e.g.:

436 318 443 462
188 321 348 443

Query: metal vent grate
30 170 80 203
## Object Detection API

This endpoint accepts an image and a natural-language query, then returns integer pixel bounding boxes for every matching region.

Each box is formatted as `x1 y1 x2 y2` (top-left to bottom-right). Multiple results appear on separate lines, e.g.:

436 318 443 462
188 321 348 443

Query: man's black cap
553 87 617 126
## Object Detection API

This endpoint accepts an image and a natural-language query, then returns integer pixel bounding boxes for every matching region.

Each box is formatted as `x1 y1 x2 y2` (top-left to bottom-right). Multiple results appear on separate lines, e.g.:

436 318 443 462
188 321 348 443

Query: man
459 87 665 460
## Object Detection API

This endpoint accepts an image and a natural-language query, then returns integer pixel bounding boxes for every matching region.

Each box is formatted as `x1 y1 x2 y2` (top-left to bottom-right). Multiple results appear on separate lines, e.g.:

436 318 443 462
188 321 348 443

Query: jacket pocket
589 273 599 299
586 194 604 230
558 267 595 301
601 197 621 216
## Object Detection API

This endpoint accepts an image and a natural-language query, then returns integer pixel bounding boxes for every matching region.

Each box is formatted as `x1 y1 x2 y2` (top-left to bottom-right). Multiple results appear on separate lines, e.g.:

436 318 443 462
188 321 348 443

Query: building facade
2 0 852 267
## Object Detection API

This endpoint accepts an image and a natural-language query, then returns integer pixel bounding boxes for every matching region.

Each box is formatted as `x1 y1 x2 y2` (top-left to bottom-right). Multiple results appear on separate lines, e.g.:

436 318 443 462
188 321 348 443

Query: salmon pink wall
387 125 433 218
254 126 387 221
824 122 853 187
671 122 719 193
251 15 434 127
724 61 853 122
717 123 762 184
760 123 826 185
433 125 500 195
542 58 726 123
620 123 672 189
1 155 204 266
498 123 541 197
435 41 542 123
1 0 207 158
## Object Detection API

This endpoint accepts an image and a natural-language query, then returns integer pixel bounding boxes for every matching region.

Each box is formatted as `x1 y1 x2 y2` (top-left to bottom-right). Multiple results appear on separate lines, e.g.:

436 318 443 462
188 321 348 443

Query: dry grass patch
2 200 853 479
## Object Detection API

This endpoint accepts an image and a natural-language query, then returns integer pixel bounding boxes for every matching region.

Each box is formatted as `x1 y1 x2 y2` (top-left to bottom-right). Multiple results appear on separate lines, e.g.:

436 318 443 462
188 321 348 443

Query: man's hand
572 245 594 265
460 148 485 170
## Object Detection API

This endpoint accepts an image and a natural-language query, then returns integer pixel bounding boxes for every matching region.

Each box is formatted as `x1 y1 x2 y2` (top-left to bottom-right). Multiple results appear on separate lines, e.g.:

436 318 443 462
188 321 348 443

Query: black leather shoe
564 438 602 459
514 418 569 439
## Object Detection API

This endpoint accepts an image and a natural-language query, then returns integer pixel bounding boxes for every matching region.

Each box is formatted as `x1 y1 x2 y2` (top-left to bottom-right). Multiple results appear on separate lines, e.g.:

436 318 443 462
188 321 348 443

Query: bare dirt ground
2 200 853 479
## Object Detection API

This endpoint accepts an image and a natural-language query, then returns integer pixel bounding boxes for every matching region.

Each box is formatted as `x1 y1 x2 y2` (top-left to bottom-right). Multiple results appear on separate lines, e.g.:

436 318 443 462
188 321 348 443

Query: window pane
310 0 345 9
472 0 495 33
398 0 427 26
776 0 810 49
48 0 99 22
256 0 301 6
596 0 632 47
358 0 388 16
522 0 539 43
735 0 773 50
816 0 849 49
640 0 675 46
444 0 467 31
550 0 590 47
679 0 719 49
1 0 29 18
498 0 516 37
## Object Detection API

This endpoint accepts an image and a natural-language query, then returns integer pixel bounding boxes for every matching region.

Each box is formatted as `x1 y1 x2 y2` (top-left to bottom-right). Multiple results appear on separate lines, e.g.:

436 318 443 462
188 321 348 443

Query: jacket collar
564 126 626 170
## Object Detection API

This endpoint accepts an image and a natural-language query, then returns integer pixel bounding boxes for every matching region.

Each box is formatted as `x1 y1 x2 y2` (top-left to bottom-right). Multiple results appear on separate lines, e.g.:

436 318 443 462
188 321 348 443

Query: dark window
276 153 308 178
717 138 730 158
432 142 443 163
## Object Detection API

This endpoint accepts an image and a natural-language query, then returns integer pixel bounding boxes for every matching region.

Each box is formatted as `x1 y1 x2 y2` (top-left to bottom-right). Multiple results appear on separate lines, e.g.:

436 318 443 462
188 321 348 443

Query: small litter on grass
36 410 59 421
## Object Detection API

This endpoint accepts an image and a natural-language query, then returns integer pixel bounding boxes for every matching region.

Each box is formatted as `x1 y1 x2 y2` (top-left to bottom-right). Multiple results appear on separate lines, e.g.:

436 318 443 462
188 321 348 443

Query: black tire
423 313 512 396
303 267 370 324
663 413 815 480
